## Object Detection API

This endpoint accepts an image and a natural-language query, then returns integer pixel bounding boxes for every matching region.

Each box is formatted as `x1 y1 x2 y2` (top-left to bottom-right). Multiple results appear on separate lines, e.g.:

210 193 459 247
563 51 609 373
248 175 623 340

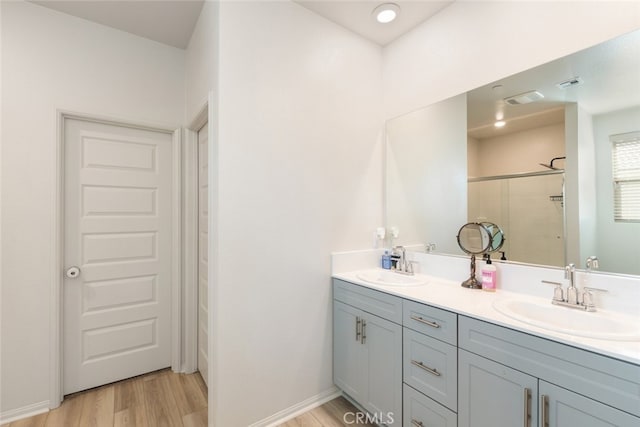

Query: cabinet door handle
411 420 424 427
410 315 440 329
361 320 366 344
355 317 361 342
540 395 548 427
523 388 531 427
411 360 441 376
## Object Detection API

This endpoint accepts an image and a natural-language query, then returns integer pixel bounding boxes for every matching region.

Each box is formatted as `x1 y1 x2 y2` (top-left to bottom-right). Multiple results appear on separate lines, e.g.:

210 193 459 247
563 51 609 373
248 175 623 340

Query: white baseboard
0 400 50 424
249 387 342 427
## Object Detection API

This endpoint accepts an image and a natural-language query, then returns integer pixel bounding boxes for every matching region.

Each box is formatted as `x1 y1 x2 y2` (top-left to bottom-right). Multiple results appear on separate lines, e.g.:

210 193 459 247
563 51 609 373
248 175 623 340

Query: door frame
182 104 209 374
50 111 182 407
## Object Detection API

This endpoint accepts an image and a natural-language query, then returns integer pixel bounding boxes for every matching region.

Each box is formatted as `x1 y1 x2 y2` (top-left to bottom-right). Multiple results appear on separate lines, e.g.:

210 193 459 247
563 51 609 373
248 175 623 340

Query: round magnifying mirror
480 221 505 253
457 223 491 289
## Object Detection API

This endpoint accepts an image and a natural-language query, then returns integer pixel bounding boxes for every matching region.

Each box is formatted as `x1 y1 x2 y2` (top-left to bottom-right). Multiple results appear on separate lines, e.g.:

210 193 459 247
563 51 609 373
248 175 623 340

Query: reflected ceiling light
373 3 400 24
494 120 506 128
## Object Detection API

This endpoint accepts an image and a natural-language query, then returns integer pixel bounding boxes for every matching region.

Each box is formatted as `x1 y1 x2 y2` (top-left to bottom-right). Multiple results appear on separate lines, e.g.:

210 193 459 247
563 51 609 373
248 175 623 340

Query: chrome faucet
541 262 607 312
392 246 414 275
586 256 599 272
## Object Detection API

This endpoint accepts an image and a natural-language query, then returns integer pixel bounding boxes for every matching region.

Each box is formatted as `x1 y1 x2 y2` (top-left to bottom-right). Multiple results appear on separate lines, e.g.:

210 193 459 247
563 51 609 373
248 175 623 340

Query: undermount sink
493 298 640 341
356 269 429 287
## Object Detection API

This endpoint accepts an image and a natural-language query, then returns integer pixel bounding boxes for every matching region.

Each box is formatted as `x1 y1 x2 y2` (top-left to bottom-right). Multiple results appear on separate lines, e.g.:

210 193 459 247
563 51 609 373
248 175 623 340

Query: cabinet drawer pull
523 388 531 427
410 315 440 329
411 420 424 427
540 395 548 427
361 320 366 344
355 317 361 341
411 360 441 376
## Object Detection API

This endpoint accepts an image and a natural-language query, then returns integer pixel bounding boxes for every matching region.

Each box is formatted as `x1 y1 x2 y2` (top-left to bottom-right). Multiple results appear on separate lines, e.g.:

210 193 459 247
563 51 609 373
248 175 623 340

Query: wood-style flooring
1 369 207 427
277 397 375 427
3 370 366 427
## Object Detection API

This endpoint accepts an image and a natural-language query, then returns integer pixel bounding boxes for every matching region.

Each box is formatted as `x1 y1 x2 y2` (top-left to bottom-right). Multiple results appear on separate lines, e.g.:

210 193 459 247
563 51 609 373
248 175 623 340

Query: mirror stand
457 222 504 289
461 254 481 289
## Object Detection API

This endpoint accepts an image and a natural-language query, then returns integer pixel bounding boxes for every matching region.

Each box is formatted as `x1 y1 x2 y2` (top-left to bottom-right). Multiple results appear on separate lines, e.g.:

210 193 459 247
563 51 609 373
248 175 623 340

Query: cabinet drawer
403 384 457 427
403 299 457 345
333 279 403 324
459 316 640 417
403 328 457 411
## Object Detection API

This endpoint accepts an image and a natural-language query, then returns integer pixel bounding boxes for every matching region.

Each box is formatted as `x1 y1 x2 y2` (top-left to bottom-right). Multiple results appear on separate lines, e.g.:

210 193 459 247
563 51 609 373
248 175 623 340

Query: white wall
0 0 185 417
383 1 640 119
184 3 219 424
576 106 598 265
185 1 218 123
386 94 467 254
213 2 383 425
564 104 599 267
593 107 640 275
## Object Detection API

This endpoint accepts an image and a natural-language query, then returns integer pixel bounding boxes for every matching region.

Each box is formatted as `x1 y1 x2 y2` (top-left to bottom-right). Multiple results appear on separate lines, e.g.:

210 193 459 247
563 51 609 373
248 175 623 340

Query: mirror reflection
386 29 640 276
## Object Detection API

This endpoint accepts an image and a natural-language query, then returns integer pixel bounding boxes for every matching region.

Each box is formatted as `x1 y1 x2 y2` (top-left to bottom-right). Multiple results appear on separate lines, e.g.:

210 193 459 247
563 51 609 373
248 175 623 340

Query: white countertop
333 269 640 366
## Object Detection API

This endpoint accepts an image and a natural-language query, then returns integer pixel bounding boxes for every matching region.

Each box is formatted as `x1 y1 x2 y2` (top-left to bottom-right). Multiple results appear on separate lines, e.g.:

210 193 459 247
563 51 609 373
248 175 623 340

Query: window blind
612 132 640 222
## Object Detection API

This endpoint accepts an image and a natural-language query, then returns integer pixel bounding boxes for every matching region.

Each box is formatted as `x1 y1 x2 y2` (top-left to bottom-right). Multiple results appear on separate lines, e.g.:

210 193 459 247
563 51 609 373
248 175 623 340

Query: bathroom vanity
332 272 640 427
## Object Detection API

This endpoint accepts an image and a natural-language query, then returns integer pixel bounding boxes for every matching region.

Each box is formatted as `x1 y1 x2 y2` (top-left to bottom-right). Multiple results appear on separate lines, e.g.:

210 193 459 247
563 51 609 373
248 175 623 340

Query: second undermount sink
356 269 429 287
493 298 640 341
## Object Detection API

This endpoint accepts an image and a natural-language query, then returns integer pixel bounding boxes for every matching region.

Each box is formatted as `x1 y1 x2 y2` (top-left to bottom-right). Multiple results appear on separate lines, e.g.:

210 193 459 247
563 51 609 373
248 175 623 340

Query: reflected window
612 131 640 222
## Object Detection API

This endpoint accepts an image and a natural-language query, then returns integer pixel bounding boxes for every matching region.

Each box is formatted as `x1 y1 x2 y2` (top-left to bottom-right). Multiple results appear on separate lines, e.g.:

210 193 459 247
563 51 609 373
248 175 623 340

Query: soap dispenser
481 254 497 292
381 250 392 270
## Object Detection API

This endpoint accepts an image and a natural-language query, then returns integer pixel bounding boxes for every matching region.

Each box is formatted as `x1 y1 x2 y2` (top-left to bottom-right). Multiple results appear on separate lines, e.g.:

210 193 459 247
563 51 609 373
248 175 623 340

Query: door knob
66 266 81 278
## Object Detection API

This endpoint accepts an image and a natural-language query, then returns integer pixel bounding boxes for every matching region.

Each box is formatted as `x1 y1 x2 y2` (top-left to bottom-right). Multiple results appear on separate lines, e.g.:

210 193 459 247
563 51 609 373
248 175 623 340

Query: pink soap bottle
482 254 497 292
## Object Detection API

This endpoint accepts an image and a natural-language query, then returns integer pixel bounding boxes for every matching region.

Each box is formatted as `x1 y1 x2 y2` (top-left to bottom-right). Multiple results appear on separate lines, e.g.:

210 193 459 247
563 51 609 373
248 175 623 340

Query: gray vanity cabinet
458 316 640 427
333 279 640 427
333 280 403 425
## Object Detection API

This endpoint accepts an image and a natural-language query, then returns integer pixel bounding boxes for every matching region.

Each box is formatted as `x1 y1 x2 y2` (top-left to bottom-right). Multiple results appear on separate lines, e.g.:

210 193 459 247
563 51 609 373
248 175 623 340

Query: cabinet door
363 311 402 425
334 301 366 403
540 381 640 427
459 349 538 427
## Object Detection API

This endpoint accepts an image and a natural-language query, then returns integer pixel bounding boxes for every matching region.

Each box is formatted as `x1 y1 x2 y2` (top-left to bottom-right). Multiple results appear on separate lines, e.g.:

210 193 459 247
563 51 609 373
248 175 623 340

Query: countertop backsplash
331 249 640 317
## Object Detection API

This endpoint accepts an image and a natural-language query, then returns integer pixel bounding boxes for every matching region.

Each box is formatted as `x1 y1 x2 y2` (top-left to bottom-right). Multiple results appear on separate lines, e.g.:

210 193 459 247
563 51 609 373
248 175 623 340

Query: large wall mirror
386 28 640 276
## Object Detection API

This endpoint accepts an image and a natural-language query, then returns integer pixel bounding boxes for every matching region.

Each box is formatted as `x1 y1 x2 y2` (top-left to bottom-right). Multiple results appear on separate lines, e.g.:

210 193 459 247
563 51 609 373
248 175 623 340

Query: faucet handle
408 260 419 274
582 287 608 311
542 280 564 302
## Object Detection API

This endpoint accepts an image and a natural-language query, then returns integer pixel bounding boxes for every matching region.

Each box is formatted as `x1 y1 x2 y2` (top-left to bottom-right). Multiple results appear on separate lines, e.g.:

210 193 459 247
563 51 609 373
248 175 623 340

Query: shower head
540 156 566 170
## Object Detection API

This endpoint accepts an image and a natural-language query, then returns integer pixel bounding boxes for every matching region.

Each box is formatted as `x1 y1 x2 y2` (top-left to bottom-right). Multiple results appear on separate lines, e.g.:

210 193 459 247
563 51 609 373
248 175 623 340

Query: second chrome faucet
542 260 607 312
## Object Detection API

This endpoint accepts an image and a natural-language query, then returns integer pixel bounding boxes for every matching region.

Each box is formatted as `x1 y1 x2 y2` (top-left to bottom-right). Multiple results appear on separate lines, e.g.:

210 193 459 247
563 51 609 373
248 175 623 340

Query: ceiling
294 1 454 46
467 28 640 139
30 0 205 49
30 0 453 49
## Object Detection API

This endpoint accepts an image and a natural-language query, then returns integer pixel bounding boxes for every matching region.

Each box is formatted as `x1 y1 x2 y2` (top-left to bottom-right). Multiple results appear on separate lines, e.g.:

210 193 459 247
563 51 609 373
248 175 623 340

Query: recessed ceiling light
494 120 506 128
373 3 400 24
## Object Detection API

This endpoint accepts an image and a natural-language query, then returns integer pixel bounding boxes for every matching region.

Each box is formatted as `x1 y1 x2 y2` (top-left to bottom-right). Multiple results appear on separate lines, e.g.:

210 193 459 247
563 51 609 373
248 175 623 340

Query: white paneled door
63 118 174 394
197 122 209 387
